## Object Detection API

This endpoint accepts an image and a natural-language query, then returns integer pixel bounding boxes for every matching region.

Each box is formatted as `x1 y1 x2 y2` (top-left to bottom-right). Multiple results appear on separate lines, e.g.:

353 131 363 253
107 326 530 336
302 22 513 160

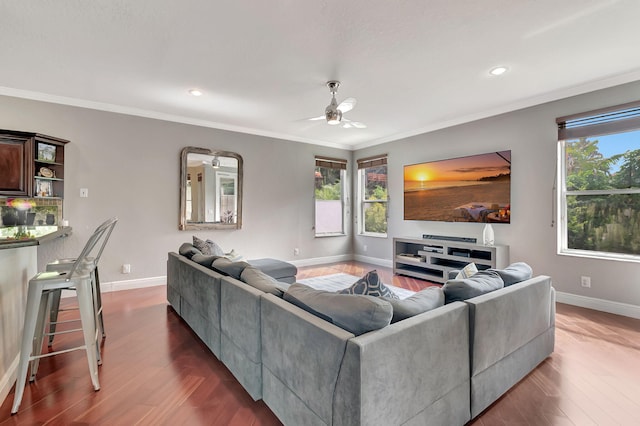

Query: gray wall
2 80 640 310
0 95 353 284
354 80 640 309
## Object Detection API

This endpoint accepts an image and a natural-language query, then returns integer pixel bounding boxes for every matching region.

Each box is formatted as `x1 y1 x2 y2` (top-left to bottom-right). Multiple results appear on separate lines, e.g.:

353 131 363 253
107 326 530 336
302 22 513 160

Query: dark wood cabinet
0 134 32 196
0 130 69 199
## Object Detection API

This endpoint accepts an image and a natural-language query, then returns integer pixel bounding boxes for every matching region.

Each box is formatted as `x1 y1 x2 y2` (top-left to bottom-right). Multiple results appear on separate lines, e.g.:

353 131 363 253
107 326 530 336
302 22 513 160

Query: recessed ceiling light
489 66 508 76
188 89 203 96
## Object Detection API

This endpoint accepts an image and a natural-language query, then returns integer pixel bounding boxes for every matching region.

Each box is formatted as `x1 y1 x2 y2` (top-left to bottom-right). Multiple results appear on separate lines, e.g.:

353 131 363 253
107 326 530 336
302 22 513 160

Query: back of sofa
167 252 223 358
220 276 264 401
465 275 555 417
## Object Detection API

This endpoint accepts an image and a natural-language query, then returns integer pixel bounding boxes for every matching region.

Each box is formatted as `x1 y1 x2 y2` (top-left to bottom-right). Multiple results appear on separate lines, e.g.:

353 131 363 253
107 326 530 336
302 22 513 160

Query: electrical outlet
363 245 368 252
80 188 89 198
122 264 131 274
294 248 300 256
580 276 591 288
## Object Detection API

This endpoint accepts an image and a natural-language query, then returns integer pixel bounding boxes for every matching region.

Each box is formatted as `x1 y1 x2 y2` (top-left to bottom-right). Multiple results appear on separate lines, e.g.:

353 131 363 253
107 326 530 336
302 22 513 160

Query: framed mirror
179 147 243 230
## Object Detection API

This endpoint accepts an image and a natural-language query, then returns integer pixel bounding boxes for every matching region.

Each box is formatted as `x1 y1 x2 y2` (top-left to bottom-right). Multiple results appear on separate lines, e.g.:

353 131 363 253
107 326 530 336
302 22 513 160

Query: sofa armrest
466 275 553 376
333 302 471 426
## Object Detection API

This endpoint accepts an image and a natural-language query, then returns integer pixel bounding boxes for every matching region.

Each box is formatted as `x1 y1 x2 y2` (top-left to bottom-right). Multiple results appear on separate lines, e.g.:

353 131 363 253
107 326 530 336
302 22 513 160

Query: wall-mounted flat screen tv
404 150 511 223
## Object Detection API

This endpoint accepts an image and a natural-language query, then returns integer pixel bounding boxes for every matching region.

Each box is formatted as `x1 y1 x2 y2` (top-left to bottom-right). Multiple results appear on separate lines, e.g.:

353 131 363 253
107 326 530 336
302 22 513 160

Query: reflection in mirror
179 147 243 230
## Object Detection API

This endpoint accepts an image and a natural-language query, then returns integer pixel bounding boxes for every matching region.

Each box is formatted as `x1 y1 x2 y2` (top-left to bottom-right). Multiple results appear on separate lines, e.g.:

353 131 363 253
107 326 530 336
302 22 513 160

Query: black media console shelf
393 237 509 284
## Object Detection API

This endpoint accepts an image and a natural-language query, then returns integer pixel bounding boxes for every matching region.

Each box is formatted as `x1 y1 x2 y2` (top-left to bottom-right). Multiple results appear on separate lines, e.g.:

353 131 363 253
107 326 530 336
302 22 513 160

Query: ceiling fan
309 81 367 129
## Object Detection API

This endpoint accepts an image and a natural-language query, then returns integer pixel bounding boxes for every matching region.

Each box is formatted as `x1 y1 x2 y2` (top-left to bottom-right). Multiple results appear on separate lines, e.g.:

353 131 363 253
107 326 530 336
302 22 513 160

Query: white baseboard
61 276 167 298
556 291 640 320
288 254 354 268
353 254 393 268
0 355 19 407
101 276 166 293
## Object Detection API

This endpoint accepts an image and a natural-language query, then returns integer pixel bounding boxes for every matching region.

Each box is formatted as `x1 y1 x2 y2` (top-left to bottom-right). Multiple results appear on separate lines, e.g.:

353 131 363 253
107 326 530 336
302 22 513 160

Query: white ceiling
2 1 640 150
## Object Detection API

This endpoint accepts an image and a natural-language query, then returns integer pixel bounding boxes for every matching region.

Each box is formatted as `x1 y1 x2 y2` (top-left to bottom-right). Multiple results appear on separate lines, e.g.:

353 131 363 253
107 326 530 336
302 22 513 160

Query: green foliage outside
364 186 387 234
315 182 341 200
565 137 640 255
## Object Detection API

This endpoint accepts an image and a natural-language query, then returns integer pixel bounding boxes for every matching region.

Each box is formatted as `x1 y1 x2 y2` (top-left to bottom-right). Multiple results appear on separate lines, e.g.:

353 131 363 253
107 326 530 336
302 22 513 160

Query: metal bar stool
11 222 110 414
46 217 117 346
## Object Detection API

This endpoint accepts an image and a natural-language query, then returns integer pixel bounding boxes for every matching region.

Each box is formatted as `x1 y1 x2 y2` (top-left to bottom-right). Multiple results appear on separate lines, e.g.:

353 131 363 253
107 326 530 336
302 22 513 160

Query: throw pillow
338 270 399 299
380 286 445 323
192 236 225 256
240 267 290 297
211 258 251 280
190 253 221 268
455 262 478 279
488 262 533 286
442 270 504 303
284 283 393 336
178 242 201 259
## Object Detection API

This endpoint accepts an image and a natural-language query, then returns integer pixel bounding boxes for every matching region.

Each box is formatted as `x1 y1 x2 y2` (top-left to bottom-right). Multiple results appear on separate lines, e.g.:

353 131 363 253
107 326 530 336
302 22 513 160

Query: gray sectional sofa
167 250 555 426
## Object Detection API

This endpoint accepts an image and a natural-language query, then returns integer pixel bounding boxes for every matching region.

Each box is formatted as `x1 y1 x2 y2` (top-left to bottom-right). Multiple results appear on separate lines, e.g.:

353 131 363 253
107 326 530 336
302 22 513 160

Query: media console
393 236 509 284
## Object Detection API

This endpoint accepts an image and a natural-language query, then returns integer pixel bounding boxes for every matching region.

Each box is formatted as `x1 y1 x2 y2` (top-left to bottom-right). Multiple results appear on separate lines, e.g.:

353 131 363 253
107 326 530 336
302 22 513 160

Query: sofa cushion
178 242 201 259
489 262 533 286
442 270 504 303
455 262 478 279
248 258 298 281
337 270 399 299
193 236 225 256
191 253 221 268
212 258 251 280
240 266 290 297
284 283 393 336
381 286 445 323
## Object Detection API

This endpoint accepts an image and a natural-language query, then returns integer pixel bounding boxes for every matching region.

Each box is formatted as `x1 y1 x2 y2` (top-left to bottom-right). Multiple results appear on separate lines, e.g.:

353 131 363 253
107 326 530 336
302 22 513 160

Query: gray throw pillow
284 283 393 336
488 262 533 286
442 270 504 303
178 243 201 259
338 270 399 299
240 266 290 297
192 236 225 256
211 258 251 280
381 286 445 323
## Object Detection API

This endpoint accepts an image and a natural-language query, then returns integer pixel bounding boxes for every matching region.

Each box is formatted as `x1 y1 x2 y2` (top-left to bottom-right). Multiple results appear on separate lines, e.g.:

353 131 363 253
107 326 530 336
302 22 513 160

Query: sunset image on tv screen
404 151 511 223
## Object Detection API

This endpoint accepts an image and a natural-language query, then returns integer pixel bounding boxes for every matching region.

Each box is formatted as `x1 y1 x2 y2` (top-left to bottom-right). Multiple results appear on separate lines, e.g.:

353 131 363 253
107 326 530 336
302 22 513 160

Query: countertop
0 226 72 249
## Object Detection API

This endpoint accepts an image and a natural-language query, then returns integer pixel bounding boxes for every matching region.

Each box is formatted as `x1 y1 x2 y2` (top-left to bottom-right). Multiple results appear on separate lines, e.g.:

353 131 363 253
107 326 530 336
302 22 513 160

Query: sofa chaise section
260 293 472 426
466 275 555 417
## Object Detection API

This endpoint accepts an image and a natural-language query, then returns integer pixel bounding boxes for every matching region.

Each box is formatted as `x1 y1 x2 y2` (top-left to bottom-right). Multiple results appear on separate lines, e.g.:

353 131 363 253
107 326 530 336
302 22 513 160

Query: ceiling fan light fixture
325 93 342 124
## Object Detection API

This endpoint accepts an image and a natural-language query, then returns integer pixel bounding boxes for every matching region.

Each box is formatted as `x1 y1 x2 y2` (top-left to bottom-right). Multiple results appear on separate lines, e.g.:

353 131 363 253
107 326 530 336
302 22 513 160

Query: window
357 155 388 236
557 101 640 260
315 156 347 236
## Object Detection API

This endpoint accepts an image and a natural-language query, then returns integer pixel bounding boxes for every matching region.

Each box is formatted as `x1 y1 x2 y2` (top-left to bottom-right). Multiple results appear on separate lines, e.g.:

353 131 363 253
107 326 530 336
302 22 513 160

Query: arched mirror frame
179 146 243 230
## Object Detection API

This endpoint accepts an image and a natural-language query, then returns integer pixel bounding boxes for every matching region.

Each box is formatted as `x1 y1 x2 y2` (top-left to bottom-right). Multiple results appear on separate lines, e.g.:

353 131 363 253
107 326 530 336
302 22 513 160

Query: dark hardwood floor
1 261 639 425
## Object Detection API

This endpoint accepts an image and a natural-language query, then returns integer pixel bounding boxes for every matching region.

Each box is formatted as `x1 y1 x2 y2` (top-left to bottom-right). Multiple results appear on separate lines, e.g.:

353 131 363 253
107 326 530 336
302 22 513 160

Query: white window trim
556 112 640 262
357 163 388 238
314 157 348 237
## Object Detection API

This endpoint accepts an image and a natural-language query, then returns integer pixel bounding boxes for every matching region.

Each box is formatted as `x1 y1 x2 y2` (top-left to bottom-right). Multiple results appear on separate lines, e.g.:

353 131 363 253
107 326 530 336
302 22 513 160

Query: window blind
357 154 387 169
557 100 640 140
315 156 347 170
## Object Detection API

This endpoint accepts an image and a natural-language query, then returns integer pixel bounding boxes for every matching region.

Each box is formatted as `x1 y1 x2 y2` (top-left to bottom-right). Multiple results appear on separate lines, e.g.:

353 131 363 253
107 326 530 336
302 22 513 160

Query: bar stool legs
11 276 100 415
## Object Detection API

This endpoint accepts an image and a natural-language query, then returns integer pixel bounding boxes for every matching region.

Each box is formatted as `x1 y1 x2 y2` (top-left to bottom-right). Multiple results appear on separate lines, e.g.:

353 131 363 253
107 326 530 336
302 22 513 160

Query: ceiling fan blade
337 97 356 113
342 118 366 129
308 115 325 121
